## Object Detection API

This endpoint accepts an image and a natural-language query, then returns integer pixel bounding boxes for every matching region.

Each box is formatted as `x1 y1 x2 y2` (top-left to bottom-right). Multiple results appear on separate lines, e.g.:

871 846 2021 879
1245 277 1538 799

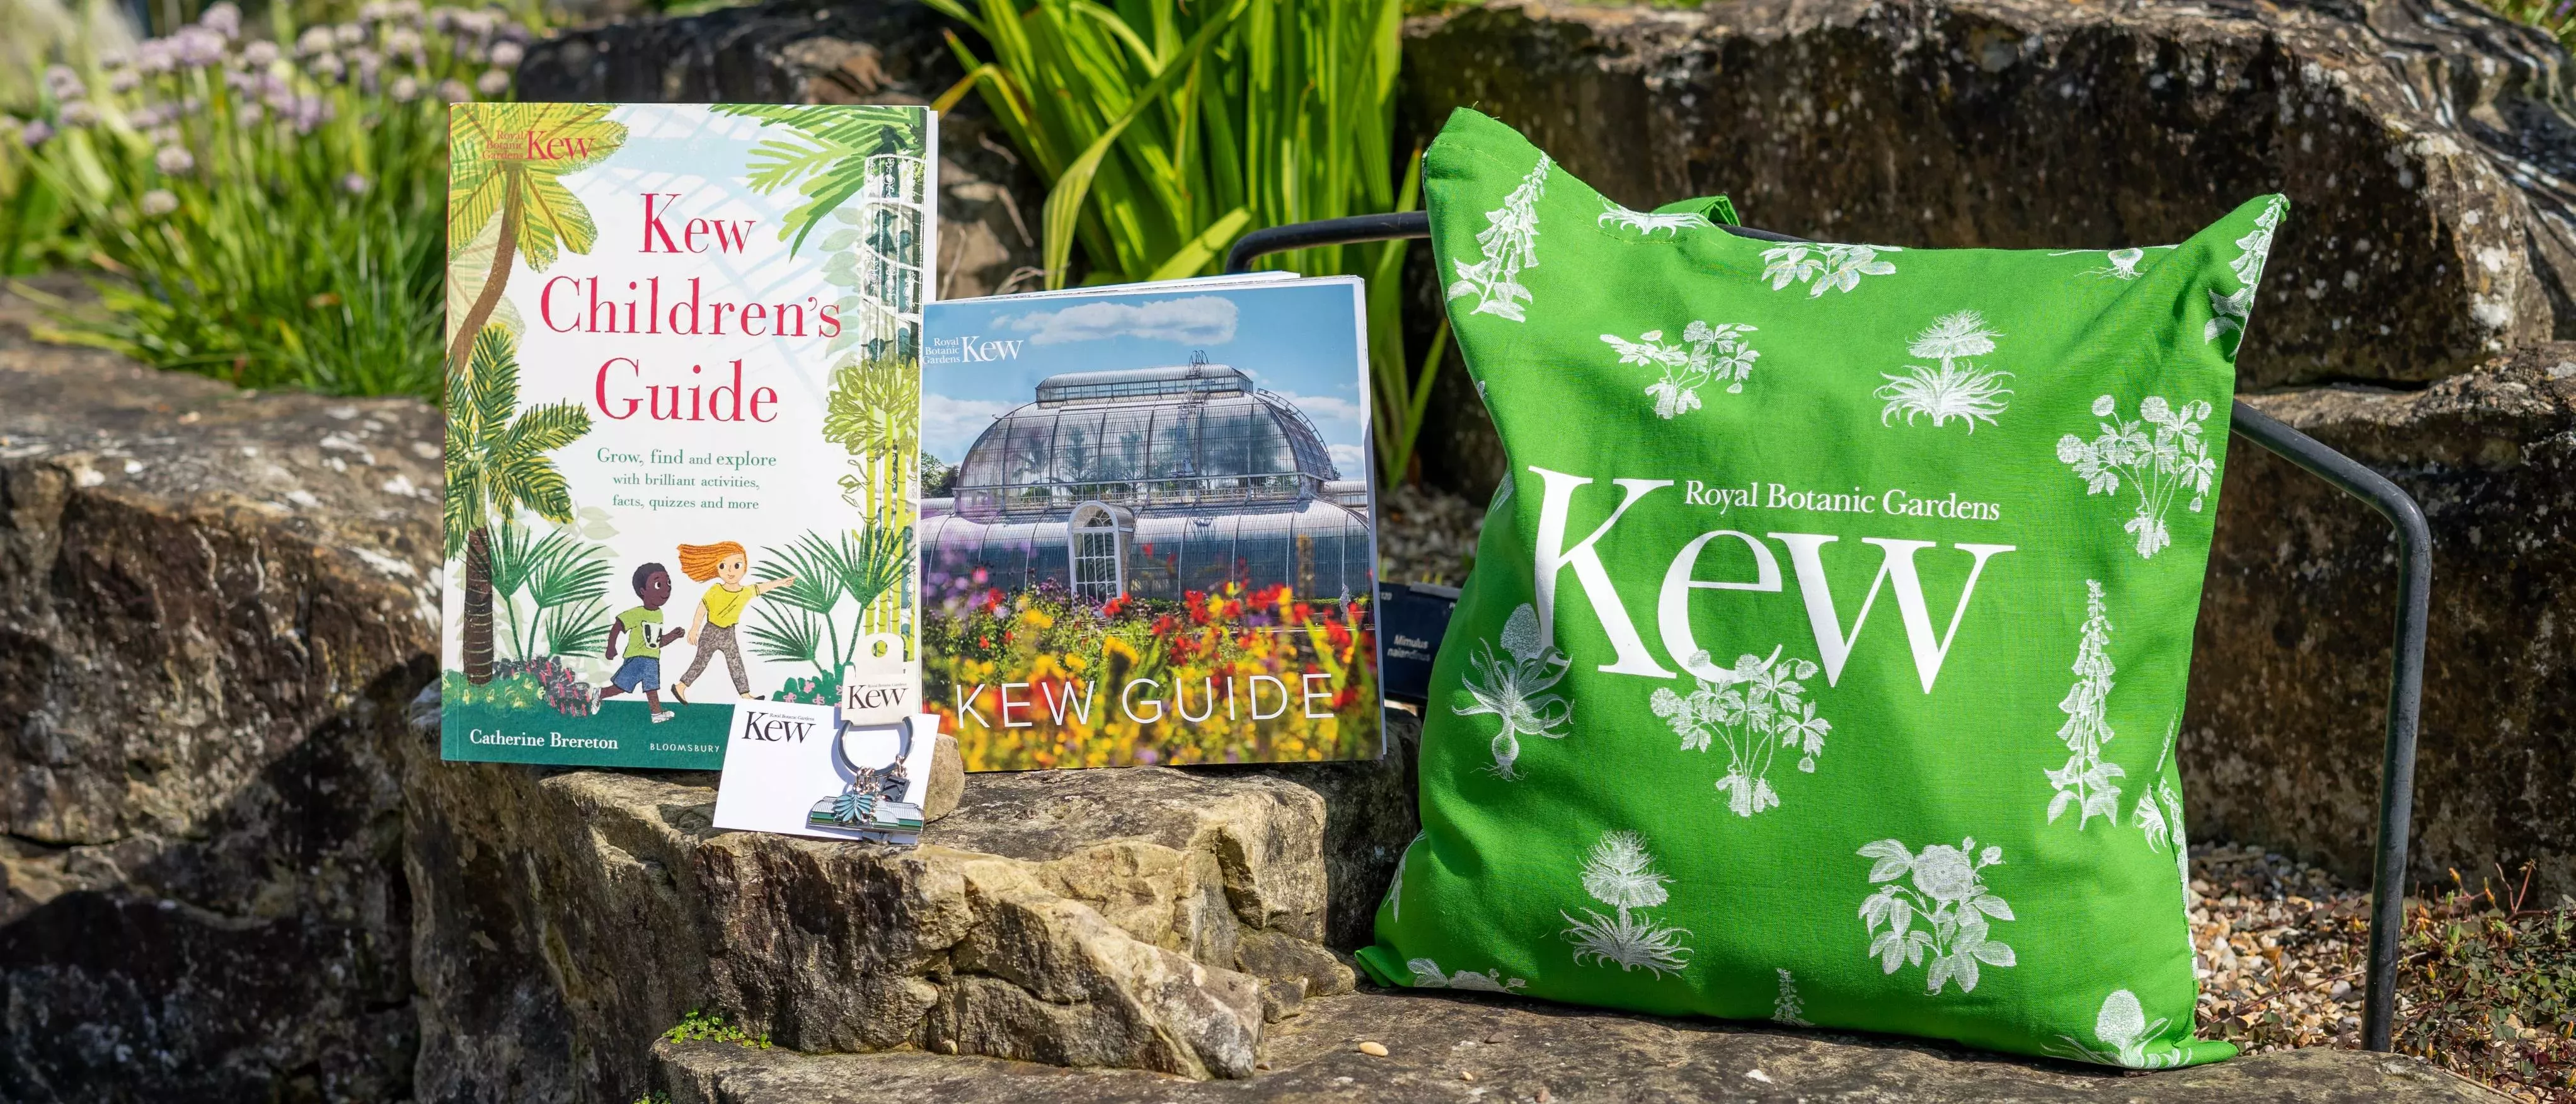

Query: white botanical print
2134 725 2190 888
2049 246 2173 281
1761 242 1901 297
1406 958 1528 993
1597 200 1711 238
1857 837 2018 995
1601 321 1761 420
1877 310 2013 432
1561 831 1693 977
2045 580 2124 829
2055 394 2218 560
1772 969 1812 1026
1384 830 1426 923
2049 990 2187 1068
2207 197 2286 346
1649 648 1832 817
1445 154 1551 322
1456 603 1572 779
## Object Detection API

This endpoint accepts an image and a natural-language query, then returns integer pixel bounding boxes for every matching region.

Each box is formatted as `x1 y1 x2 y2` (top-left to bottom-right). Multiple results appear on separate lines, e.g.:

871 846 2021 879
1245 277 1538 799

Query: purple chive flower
335 23 364 46
474 69 507 96
435 78 469 103
18 119 52 145
488 40 523 67
109 69 141 93
155 145 195 173
137 38 176 73
342 171 369 194
140 189 179 216
391 0 423 20
236 102 263 125
147 124 179 145
389 74 420 101
311 52 346 81
59 100 96 127
176 26 226 67
43 64 83 100
201 2 241 38
243 40 279 67
297 25 335 55
386 26 422 55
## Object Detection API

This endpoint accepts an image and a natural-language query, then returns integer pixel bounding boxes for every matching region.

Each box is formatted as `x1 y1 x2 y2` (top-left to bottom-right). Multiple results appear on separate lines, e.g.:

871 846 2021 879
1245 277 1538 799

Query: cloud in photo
920 393 1015 464
1328 442 1367 476
996 295 1239 346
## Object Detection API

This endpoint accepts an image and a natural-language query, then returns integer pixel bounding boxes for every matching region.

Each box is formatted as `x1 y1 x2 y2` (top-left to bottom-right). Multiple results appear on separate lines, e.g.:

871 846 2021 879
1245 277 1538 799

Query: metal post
1229 213 2430 1053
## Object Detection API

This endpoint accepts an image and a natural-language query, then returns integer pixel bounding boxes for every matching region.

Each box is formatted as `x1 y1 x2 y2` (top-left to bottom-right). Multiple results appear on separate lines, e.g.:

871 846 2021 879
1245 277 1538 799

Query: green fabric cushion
1357 108 2287 1068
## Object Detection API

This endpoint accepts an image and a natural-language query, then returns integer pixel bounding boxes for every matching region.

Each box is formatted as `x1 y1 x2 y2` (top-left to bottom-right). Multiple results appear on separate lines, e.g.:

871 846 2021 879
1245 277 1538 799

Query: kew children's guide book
440 103 933 768
919 277 1383 771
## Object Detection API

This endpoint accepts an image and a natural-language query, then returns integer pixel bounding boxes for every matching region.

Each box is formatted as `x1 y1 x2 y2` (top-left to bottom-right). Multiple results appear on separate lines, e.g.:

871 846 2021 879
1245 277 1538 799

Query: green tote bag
1359 108 2288 1068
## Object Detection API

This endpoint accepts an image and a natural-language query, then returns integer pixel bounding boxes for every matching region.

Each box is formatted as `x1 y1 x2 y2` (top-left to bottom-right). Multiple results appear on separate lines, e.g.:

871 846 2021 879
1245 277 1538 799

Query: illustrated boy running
599 561 689 723
672 540 796 703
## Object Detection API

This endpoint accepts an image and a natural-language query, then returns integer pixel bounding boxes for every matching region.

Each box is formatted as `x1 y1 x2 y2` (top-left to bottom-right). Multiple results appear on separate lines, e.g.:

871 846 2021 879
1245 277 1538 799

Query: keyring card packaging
713 704 936 844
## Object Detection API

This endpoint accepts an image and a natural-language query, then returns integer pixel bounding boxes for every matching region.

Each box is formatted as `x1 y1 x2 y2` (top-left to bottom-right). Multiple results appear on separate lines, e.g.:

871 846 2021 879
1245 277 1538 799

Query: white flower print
1456 603 1572 779
1877 311 2012 432
1857 837 2018 995
1445 154 1551 322
2049 989 2187 1068
1601 320 1761 420
1562 831 1693 977
2056 394 2218 559
1597 200 1711 238
1761 242 1900 297
2207 197 2285 346
1407 958 1527 994
2133 724 2190 892
2045 580 2125 829
2049 246 2174 281
1650 647 1831 817
1773 969 1812 1026
1384 830 1426 923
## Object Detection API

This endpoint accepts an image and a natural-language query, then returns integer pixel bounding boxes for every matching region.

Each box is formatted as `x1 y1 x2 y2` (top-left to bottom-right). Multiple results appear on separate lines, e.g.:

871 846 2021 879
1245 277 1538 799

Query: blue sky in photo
921 280 1371 476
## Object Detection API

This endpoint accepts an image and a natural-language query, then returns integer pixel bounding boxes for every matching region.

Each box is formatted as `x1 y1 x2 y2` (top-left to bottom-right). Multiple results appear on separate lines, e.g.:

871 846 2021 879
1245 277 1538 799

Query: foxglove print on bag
1364 108 2279 1069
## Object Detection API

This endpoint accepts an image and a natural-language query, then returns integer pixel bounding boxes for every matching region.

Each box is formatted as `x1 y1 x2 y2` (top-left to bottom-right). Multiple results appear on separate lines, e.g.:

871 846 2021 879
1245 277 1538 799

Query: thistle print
2045 581 2125 829
2207 197 2285 347
1384 830 1426 923
1600 321 1761 420
2048 990 2187 1068
1597 200 1711 238
1650 647 1831 817
1761 242 1900 297
2049 246 2171 281
2056 394 2217 559
1877 311 2012 432
1445 154 1551 322
1858 838 2018 995
1407 958 1529 993
1455 603 1572 779
1562 831 1693 977
1773 969 1813 1026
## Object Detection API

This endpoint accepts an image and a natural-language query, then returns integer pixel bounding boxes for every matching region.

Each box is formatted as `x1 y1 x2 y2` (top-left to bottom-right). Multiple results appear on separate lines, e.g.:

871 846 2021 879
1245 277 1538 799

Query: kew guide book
440 103 934 768
919 277 1384 771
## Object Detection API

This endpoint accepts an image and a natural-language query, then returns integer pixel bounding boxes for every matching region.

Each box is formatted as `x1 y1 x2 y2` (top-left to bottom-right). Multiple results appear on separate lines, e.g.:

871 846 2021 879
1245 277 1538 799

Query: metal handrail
1233 210 2430 1054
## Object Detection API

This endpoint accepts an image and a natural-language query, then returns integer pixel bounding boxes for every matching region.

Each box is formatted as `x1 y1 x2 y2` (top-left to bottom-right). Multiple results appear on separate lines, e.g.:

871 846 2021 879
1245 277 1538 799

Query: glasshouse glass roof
952 363 1342 519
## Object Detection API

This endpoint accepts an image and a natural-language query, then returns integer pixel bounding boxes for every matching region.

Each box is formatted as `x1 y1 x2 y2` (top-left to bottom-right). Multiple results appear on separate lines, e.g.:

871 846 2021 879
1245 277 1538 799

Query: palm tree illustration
444 103 629 372
445 326 595 684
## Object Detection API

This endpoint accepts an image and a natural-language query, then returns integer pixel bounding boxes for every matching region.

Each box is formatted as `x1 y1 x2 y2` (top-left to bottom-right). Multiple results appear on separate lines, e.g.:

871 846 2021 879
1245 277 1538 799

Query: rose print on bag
1650 647 1832 817
1877 311 2013 432
1407 958 1528 993
1446 154 1551 321
1761 242 1900 296
1562 831 1693 977
1600 321 1761 420
2048 989 2187 1068
2056 394 2217 559
1455 603 1572 779
2045 580 2125 829
1858 837 2018 994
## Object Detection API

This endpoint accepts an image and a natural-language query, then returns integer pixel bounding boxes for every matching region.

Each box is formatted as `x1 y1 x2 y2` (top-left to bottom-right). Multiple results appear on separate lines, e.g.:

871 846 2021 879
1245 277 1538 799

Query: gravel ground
1377 482 1487 587
2188 844 2371 1052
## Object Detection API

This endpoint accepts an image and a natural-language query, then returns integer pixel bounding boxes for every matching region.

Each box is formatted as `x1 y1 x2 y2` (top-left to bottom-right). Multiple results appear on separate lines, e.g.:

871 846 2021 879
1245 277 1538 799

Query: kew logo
738 710 817 744
1527 466 2014 693
955 335 1025 362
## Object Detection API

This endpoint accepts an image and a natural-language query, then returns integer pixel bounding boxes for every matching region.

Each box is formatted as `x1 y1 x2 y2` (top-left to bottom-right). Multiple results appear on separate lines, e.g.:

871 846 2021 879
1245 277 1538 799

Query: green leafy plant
662 1009 771 1050
484 517 612 661
2393 866 2576 1098
9 1 531 395
443 325 593 683
923 0 1443 483
2483 0 2576 51
745 526 915 679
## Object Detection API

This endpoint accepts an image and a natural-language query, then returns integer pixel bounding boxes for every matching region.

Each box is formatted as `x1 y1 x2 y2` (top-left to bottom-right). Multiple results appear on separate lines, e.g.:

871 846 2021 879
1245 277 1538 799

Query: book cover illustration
440 103 934 768
919 278 1383 769
710 699 936 844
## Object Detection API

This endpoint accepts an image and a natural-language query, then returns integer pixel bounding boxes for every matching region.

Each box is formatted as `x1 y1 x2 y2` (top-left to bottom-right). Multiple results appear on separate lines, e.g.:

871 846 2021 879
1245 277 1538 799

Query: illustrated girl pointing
671 541 796 703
